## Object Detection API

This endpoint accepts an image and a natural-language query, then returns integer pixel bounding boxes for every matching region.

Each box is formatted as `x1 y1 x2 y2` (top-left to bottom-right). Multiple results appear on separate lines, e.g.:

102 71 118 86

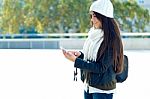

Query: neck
93 26 102 29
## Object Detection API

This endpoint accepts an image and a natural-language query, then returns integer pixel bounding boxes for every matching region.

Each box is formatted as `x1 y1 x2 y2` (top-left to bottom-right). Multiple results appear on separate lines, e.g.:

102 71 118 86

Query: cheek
96 19 102 26
91 18 97 23
91 17 102 28
97 21 101 26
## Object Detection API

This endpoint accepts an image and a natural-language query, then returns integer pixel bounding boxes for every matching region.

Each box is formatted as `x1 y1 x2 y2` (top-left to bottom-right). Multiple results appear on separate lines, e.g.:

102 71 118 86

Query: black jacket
74 47 116 90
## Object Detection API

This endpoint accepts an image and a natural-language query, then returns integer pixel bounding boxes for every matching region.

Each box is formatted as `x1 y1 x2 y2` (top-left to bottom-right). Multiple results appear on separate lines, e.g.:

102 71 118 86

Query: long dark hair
93 12 124 74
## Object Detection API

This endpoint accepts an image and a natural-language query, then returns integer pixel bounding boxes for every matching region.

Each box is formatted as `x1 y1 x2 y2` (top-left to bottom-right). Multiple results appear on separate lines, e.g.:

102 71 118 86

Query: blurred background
0 0 150 49
0 0 150 99
0 0 150 34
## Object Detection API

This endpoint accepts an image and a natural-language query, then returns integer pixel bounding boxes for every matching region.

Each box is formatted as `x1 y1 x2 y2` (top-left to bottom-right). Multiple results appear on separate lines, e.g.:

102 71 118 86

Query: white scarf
83 27 103 61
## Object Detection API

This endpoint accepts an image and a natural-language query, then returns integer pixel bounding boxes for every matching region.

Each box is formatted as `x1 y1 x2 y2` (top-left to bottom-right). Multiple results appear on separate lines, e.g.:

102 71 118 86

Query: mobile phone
60 46 66 53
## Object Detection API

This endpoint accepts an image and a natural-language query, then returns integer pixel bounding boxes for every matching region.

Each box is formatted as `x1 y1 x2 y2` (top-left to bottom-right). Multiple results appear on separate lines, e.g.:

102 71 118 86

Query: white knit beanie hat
89 0 114 18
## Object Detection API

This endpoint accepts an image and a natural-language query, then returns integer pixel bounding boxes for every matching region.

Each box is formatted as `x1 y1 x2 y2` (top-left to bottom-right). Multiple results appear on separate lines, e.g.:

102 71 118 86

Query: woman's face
90 11 102 29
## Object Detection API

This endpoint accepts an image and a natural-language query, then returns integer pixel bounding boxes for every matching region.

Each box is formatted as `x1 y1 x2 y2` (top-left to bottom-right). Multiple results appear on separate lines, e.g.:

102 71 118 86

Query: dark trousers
84 91 113 99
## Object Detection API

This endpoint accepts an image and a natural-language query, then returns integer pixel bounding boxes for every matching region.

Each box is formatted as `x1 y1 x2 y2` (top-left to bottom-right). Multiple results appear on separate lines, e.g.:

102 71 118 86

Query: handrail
0 33 87 37
0 33 150 39
121 33 150 36
0 33 150 49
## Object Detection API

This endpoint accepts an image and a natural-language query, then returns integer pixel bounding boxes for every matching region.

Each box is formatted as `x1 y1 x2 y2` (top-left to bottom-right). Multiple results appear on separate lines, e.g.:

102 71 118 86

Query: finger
74 52 79 55
67 51 73 54
66 52 72 56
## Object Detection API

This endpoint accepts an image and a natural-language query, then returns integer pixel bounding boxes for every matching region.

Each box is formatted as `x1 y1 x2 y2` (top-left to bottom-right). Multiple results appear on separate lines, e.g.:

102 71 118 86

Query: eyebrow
90 13 96 17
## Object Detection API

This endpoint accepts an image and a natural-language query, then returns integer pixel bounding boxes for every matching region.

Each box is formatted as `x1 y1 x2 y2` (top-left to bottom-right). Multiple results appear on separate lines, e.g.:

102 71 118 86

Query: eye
89 13 96 19
93 14 96 17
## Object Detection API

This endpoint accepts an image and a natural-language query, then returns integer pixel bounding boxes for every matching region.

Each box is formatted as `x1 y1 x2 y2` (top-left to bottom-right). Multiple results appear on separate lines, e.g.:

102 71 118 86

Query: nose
91 18 93 22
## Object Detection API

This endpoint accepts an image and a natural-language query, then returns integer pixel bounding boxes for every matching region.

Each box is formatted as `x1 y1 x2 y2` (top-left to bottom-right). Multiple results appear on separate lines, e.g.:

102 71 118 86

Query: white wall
60 38 150 50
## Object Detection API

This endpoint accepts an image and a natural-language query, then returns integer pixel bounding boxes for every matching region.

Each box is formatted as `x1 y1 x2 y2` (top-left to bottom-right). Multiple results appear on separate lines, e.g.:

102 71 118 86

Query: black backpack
116 55 129 83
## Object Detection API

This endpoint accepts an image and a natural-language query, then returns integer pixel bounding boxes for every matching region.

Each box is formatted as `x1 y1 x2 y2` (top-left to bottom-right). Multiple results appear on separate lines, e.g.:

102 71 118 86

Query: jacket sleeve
74 48 113 74
78 51 84 59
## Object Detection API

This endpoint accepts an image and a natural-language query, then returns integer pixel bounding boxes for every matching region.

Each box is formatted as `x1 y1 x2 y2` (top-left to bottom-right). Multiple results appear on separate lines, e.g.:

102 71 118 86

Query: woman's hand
68 51 81 57
62 50 77 62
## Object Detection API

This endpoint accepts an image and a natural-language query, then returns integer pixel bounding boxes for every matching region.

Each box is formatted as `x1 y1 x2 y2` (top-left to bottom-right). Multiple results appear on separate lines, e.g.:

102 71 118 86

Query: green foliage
0 0 22 34
112 0 150 32
0 0 92 34
0 0 149 34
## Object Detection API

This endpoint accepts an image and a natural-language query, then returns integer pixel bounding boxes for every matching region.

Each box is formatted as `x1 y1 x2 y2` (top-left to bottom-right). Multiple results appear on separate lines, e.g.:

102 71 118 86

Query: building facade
137 0 150 12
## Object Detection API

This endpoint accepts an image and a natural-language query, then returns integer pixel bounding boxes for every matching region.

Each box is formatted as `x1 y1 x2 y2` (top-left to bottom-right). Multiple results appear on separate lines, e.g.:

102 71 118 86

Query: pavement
0 49 150 99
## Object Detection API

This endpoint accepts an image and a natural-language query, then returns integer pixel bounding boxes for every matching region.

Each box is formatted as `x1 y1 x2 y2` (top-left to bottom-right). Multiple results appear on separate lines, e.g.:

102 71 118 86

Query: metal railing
0 33 87 39
0 33 150 49
0 32 150 39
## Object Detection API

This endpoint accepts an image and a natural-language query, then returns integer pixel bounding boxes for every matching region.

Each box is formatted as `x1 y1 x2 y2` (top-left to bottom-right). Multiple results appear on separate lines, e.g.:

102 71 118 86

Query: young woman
62 0 124 99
